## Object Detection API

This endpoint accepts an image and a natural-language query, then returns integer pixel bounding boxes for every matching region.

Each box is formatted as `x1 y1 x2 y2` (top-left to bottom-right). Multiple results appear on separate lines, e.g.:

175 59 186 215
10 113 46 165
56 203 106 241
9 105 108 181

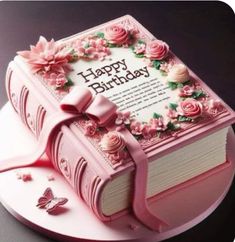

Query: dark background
0 1 234 242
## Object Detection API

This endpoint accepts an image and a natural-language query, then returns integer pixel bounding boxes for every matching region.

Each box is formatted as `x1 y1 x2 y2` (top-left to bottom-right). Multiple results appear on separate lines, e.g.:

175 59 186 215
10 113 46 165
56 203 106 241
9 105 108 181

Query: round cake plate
0 103 234 242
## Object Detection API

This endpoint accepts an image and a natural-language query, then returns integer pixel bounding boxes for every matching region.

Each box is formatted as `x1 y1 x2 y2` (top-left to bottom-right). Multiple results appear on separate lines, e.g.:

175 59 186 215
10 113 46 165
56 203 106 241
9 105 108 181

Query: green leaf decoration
65 78 74 88
191 90 206 99
108 43 117 48
152 60 162 70
169 103 178 111
133 134 142 140
177 115 193 122
153 112 162 119
137 39 146 44
177 83 184 88
84 43 90 49
128 33 135 41
168 81 178 90
160 70 167 76
130 45 135 51
135 53 145 58
69 54 78 63
167 121 180 131
96 32 105 39
182 80 192 86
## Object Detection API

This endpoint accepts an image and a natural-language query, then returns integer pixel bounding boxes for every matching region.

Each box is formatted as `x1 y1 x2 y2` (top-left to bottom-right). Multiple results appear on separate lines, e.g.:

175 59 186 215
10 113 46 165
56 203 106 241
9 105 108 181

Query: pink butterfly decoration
37 187 68 213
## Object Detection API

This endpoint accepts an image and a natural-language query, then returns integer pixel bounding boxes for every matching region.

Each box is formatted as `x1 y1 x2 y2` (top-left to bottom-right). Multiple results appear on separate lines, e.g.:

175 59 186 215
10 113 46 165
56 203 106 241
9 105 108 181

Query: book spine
5 61 111 221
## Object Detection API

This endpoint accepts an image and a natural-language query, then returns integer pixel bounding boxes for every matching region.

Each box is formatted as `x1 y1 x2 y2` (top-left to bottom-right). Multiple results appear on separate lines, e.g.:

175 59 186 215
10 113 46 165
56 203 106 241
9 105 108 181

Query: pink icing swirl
104 25 130 45
145 40 169 60
177 98 203 119
168 64 190 83
100 131 126 154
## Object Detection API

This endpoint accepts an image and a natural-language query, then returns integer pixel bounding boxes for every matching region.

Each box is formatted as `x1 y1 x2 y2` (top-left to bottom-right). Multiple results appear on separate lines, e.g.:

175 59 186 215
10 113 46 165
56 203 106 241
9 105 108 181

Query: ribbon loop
60 87 117 126
60 86 92 113
86 94 117 126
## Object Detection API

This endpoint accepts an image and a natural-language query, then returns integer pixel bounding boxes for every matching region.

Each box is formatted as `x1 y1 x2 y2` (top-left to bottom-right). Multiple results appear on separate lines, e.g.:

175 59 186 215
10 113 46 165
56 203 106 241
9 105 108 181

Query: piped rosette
99 131 127 166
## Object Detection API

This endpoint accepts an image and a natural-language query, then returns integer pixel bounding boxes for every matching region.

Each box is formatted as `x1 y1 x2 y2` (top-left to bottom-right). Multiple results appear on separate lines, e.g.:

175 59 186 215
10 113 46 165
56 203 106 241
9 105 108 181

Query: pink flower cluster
115 111 131 130
84 120 98 136
134 42 146 54
46 73 68 88
159 59 175 73
130 116 167 139
17 36 71 75
206 99 223 114
73 37 111 60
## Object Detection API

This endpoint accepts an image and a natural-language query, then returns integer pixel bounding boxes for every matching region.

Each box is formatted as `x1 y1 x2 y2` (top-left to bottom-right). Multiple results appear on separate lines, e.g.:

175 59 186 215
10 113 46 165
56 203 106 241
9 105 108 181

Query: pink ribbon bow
60 87 117 126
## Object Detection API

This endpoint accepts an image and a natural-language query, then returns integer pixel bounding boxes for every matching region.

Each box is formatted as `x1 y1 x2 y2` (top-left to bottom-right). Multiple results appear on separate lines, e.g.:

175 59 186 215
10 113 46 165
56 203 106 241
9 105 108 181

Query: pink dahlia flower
17 36 72 75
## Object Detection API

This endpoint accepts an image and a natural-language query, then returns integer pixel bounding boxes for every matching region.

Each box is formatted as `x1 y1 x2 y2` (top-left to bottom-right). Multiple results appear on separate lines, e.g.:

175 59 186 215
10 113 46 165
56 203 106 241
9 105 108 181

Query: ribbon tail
121 129 168 232
0 112 77 172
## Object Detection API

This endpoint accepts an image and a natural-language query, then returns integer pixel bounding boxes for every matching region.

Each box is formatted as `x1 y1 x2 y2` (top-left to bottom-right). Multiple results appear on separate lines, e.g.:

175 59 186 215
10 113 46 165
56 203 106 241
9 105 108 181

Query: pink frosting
104 25 130 45
100 131 126 154
145 40 169 60
177 98 203 119
168 64 190 83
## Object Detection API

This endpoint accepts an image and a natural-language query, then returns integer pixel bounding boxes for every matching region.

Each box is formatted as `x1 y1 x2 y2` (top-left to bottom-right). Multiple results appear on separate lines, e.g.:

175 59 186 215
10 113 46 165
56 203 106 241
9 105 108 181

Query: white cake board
0 103 234 242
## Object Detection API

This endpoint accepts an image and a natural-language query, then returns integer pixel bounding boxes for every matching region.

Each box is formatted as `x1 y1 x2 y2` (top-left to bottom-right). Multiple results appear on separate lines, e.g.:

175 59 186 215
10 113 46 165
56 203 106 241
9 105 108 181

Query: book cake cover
1 15 235 232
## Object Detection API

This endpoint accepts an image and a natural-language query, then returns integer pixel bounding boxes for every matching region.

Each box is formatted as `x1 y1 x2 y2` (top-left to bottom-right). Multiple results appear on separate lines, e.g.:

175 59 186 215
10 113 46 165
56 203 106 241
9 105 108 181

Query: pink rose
168 64 190 83
177 98 203 119
84 120 97 136
104 25 130 45
179 85 194 97
145 40 169 60
100 131 126 154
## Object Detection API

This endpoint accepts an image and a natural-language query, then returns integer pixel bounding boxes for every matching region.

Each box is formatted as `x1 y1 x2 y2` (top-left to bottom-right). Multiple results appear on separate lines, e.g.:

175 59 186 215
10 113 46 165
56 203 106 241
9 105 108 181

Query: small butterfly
37 187 68 213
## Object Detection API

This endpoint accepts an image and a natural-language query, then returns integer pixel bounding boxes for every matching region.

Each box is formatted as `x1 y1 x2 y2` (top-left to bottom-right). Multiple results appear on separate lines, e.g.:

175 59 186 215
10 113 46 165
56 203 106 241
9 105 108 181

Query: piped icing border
17 17 229 169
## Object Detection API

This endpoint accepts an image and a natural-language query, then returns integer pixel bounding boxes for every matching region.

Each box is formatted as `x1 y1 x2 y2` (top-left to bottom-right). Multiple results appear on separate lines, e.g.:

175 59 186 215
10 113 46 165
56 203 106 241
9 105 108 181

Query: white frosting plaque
70 48 179 122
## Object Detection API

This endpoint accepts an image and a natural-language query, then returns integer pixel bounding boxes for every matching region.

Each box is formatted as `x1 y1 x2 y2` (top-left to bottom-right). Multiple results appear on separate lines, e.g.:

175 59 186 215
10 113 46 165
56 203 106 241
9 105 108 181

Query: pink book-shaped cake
2 15 235 232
